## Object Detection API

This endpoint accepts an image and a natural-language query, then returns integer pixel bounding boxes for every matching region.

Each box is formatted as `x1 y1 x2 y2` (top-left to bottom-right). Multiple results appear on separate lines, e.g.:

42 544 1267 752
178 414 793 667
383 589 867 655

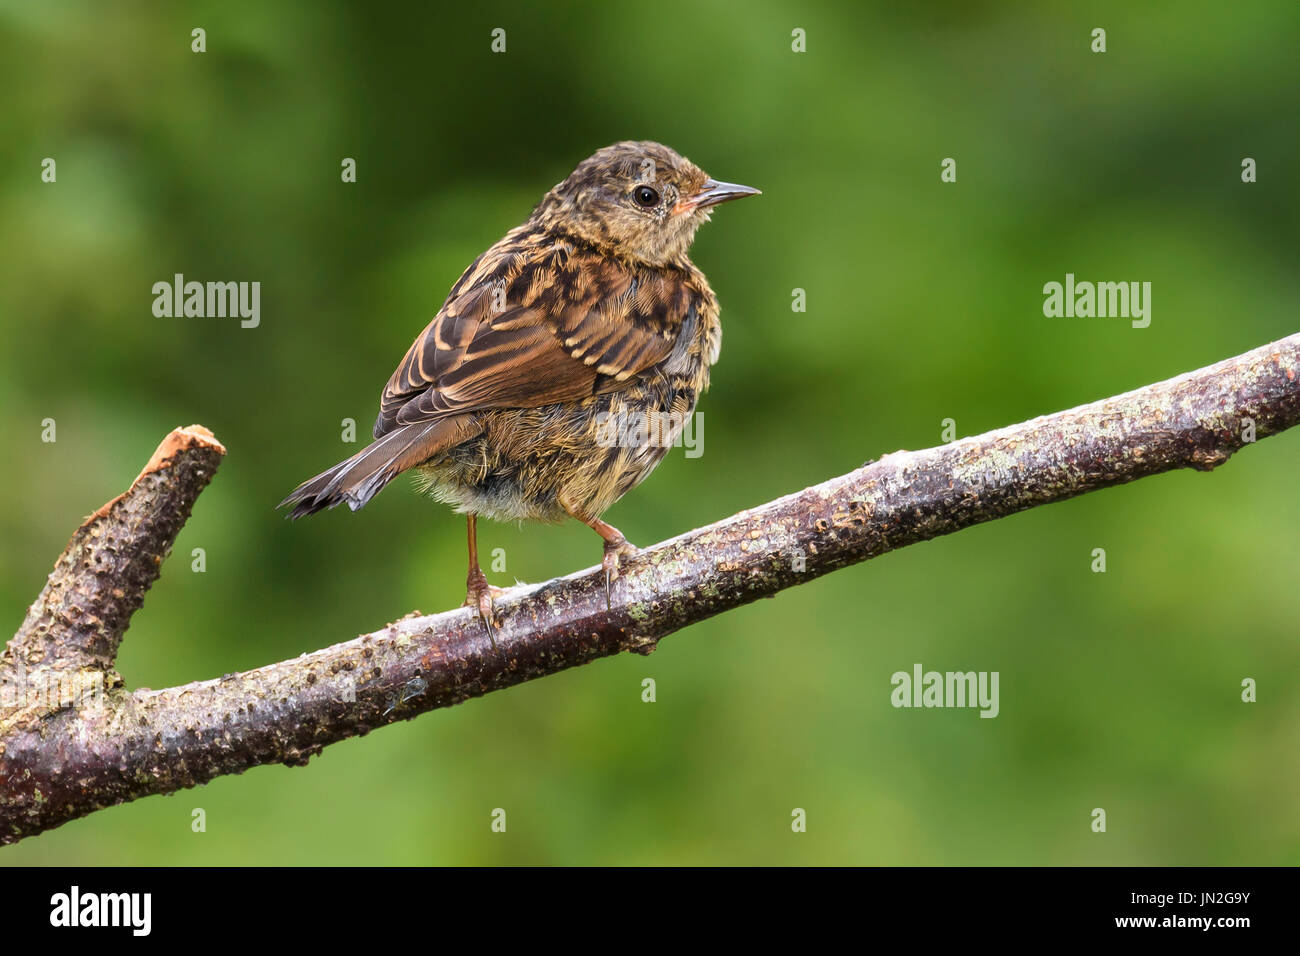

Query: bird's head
533 141 759 267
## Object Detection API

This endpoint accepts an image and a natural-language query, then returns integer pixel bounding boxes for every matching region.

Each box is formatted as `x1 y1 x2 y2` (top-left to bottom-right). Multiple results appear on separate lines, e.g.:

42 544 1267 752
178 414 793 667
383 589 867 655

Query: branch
3 336 1298 844
1 425 224 745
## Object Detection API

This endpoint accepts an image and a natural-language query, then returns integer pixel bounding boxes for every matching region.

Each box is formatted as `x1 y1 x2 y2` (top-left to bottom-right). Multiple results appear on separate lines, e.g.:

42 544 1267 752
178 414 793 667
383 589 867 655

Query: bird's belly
414 385 693 523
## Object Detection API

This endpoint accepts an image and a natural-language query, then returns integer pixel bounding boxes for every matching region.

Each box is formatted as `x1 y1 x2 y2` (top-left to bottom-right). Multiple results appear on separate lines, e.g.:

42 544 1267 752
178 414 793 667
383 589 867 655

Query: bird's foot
601 537 638 610
464 569 508 648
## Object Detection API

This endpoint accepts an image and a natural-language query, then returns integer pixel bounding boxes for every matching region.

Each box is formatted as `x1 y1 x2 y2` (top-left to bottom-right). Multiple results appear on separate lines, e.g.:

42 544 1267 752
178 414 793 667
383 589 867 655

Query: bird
279 141 759 641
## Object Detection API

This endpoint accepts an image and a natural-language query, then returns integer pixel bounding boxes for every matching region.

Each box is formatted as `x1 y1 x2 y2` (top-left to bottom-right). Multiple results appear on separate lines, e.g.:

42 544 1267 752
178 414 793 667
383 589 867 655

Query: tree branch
3 335 1298 844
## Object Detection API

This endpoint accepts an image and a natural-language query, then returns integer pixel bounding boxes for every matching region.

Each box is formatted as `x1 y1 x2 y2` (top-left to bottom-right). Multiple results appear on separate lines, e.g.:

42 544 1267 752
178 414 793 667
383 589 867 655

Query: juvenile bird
279 141 759 637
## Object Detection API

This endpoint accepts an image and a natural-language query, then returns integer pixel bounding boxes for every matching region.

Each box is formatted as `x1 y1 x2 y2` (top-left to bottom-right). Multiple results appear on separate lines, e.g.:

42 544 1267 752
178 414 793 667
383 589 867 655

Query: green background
2 0 1296 865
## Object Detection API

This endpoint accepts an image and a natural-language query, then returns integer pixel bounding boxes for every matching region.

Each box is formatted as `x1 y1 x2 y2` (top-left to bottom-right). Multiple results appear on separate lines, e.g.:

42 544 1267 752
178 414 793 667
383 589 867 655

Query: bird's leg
463 514 503 648
562 502 637 609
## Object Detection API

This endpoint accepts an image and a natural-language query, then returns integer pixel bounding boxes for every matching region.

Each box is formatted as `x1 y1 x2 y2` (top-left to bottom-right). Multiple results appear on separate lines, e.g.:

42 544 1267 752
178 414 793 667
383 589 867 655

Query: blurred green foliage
1 0 1297 864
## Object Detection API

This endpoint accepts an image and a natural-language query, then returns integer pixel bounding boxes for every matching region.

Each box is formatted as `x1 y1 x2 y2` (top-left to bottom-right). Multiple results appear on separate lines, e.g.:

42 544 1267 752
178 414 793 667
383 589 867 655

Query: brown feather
279 416 482 517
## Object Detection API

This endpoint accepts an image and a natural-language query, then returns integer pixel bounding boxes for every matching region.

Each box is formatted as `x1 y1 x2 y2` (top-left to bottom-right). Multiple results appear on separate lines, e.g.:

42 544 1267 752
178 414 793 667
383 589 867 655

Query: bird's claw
465 571 508 649
601 538 638 610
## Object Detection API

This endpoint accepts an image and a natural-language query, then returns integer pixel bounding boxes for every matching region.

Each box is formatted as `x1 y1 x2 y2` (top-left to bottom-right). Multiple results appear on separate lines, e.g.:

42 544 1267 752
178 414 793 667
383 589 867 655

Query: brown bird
279 141 759 638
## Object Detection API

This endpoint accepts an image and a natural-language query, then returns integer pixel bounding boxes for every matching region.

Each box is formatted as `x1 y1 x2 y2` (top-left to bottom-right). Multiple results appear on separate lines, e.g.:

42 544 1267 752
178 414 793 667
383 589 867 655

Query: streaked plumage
280 141 758 636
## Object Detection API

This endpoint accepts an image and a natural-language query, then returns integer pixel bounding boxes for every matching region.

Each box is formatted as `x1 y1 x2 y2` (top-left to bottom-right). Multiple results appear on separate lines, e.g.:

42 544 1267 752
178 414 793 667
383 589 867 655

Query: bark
2 335 1298 845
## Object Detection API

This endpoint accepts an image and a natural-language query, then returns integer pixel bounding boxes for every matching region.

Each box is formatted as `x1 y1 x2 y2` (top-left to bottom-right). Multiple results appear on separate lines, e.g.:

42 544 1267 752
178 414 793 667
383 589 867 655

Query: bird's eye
633 185 660 208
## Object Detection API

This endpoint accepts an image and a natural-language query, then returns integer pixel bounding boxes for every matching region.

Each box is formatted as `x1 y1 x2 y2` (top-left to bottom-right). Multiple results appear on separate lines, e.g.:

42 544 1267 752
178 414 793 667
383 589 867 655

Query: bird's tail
278 416 481 519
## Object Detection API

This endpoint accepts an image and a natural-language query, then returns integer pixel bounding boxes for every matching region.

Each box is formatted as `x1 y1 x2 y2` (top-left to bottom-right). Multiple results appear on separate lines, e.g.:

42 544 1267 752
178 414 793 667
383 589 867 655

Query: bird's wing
374 230 693 437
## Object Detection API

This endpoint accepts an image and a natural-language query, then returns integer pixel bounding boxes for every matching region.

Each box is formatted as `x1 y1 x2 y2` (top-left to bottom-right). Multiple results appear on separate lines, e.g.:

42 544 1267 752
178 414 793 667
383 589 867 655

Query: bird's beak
683 178 762 210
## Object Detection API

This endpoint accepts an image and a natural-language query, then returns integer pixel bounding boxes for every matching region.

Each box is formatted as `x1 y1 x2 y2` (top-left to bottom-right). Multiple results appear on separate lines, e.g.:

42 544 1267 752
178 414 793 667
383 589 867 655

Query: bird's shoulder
374 225 711 437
